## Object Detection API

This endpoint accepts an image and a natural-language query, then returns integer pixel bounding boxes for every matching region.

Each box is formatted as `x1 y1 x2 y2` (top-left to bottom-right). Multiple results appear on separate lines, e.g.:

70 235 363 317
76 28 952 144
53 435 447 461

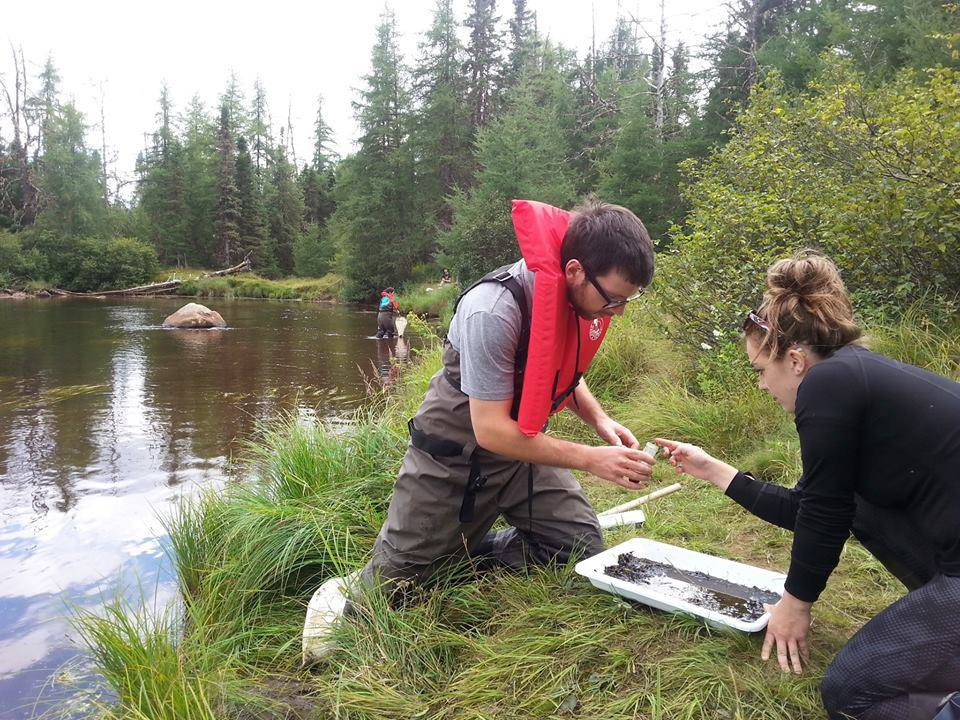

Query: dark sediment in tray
604 552 781 623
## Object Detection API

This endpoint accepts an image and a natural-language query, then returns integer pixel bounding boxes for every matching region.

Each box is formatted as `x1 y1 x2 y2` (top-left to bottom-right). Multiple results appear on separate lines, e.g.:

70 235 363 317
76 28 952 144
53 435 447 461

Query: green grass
70 302 956 719
398 281 461 328
176 273 343 302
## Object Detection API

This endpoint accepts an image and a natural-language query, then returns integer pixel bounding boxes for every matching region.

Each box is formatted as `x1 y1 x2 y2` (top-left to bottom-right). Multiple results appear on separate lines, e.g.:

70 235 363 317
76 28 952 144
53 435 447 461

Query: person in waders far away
657 253 960 720
303 198 657 664
376 287 399 338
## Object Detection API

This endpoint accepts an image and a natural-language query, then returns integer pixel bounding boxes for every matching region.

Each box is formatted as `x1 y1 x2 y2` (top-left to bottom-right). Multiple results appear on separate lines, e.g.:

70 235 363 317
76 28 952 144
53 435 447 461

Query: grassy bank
73 301 959 719
397 281 461 327
173 272 343 302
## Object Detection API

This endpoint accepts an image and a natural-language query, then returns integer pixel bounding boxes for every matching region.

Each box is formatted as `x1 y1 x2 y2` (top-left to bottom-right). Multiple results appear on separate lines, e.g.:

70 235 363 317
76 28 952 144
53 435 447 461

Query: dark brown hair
560 197 655 288
746 252 862 358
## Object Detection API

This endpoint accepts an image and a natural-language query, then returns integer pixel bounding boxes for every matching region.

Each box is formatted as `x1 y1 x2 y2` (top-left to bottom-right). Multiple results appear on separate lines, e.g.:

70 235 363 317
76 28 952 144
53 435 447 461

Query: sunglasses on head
581 263 644 310
742 309 772 333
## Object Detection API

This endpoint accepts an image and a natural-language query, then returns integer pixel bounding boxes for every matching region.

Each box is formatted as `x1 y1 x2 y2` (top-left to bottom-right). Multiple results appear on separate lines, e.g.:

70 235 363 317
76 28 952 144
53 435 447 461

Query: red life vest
380 290 398 313
512 199 611 437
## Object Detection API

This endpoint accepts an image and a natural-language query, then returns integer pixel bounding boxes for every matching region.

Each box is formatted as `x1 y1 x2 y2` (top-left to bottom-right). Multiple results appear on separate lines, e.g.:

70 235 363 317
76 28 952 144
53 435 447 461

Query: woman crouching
658 254 960 720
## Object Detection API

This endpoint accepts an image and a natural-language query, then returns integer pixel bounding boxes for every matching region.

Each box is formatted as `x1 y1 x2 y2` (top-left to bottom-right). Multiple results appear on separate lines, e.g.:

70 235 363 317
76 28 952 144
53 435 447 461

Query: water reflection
0 298 415 718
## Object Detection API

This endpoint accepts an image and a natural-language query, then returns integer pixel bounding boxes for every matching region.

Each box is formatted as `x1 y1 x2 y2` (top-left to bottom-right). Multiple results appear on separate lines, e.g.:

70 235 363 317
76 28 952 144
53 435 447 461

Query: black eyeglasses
582 264 644 309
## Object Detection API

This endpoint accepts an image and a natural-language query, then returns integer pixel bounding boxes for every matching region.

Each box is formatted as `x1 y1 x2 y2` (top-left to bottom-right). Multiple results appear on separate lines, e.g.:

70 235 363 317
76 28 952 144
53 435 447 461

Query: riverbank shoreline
0 272 344 304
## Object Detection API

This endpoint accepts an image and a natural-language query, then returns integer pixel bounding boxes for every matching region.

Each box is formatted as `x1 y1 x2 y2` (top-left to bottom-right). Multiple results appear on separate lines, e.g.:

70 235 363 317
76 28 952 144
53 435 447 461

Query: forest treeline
0 0 957 299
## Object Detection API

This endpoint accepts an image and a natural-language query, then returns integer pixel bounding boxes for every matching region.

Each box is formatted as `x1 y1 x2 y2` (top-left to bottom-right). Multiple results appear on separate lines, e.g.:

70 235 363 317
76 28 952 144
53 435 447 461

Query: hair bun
753 252 861 357
766 254 843 302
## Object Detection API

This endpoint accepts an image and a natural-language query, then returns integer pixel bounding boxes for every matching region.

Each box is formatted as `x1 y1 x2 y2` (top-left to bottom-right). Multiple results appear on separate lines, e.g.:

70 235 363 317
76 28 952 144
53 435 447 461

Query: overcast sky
2 0 727 191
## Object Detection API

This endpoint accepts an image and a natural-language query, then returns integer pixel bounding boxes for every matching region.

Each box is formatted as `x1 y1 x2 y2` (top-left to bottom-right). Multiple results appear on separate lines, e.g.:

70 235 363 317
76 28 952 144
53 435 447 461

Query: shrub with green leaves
656 59 960 351
1 231 159 291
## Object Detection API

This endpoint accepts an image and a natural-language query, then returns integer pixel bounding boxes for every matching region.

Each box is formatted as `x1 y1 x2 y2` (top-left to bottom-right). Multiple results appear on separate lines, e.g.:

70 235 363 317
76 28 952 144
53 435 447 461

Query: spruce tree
296 101 337 278
249 78 272 178
26 56 61 161
214 101 241 266
463 0 503 130
235 135 273 271
441 59 576 283
180 96 217 265
506 0 537 82
136 84 189 264
303 96 336 225
329 9 420 297
35 102 109 238
410 0 473 230
266 133 304 275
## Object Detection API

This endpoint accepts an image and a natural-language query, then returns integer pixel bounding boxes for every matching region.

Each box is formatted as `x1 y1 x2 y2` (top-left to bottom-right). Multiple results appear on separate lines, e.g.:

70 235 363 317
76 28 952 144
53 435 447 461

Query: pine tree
235 135 274 272
266 133 304 275
329 9 421 297
441 61 576 282
410 0 473 230
214 102 241 266
463 0 503 130
180 96 217 264
35 102 108 237
136 84 190 264
249 78 272 178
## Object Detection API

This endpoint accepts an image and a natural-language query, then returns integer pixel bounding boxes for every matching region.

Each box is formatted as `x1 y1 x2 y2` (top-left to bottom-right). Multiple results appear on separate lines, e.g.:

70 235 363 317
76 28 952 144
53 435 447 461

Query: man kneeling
304 198 657 663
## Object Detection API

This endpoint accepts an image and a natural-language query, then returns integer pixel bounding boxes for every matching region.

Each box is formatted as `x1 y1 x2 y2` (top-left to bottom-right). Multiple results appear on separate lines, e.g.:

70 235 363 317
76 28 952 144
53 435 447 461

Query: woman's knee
821 660 855 719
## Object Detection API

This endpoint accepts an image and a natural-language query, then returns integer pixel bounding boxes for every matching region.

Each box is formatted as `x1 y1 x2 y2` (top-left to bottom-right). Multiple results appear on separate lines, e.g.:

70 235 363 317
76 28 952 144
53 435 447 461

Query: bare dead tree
98 81 110 205
0 44 40 227
628 3 668 142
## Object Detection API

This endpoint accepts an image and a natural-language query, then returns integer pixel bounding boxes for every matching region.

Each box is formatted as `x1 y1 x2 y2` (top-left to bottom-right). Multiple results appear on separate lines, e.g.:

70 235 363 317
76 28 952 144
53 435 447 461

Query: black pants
376 311 396 338
821 500 960 719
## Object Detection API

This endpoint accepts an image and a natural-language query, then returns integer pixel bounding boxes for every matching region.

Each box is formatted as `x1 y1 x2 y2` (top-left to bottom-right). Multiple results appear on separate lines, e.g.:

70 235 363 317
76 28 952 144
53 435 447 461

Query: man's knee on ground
537 526 604 565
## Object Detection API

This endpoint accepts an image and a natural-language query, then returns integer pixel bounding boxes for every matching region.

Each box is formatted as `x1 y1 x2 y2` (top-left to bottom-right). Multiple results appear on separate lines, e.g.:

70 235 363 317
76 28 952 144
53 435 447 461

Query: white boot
302 570 358 665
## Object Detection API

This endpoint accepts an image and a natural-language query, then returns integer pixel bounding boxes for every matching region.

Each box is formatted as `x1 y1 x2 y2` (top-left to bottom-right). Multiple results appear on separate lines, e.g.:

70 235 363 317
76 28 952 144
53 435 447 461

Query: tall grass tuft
866 302 960 380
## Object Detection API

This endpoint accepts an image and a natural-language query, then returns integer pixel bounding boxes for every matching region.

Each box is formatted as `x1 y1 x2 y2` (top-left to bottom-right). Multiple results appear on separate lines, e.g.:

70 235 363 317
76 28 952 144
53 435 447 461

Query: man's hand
585 444 655 489
761 592 812 674
595 416 639 449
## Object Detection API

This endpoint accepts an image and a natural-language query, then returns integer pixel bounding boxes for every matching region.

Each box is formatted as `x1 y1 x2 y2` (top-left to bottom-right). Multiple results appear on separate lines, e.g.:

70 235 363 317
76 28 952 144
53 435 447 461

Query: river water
0 297 413 718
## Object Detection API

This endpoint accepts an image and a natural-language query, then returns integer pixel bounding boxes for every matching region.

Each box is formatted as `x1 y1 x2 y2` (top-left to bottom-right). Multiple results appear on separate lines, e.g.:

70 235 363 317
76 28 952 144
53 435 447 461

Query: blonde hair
747 252 862 358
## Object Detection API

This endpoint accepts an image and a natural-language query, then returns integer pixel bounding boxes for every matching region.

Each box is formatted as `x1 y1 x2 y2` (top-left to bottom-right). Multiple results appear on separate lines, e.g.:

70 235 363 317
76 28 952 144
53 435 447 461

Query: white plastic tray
575 537 786 632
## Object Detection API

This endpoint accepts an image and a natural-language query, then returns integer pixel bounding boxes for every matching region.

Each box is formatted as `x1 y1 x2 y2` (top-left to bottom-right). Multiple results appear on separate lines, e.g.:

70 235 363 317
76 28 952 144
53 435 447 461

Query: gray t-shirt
447 259 535 401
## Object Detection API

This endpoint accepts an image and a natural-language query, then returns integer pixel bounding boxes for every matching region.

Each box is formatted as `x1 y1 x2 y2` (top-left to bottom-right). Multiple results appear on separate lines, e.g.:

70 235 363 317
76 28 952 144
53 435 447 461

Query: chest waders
407 266 583 528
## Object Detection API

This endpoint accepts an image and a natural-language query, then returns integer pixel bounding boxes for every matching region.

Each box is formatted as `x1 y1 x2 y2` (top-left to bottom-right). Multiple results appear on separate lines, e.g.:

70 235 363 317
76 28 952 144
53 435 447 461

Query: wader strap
459 455 488 524
407 419 488 524
449 265 531 421
527 463 534 533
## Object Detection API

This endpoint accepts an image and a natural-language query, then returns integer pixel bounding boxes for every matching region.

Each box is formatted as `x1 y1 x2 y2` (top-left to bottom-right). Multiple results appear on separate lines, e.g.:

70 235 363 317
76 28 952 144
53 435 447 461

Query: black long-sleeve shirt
725 344 960 602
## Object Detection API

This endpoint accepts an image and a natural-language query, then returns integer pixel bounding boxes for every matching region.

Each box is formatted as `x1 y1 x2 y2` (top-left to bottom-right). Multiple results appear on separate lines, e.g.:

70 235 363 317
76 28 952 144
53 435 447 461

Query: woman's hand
595 416 640 449
655 438 738 491
761 593 812 674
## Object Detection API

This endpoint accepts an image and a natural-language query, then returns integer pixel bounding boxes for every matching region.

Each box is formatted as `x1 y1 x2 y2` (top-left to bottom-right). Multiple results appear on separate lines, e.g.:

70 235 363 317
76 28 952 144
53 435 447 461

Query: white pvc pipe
599 482 683 517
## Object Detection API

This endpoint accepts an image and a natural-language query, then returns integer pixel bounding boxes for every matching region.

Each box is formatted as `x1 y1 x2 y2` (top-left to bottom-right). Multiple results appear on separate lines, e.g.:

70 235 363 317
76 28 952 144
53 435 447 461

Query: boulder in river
162 303 227 329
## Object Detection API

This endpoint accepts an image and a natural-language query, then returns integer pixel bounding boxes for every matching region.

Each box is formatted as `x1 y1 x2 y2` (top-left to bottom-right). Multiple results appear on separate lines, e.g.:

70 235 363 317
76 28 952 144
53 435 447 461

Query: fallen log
48 258 252 297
